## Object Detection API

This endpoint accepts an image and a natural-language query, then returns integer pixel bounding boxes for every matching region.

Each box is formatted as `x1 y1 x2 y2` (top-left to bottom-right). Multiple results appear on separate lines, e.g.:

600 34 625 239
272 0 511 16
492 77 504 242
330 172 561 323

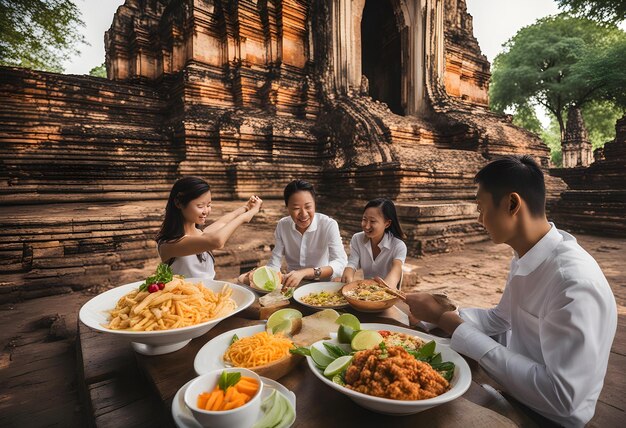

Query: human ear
509 193 522 216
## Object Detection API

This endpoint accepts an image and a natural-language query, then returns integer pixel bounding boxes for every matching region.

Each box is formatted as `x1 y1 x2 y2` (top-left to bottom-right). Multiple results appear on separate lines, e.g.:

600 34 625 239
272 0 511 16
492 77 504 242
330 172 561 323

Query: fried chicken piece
344 346 449 400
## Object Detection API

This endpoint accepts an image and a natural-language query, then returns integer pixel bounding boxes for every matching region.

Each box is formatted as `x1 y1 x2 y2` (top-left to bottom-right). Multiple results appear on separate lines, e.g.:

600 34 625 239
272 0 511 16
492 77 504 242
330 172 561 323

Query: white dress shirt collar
511 223 562 277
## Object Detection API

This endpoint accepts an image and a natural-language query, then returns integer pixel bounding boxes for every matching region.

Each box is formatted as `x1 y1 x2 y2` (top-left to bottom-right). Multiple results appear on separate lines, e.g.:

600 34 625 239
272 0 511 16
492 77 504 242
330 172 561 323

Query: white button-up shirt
267 213 347 278
450 224 617 427
346 231 406 279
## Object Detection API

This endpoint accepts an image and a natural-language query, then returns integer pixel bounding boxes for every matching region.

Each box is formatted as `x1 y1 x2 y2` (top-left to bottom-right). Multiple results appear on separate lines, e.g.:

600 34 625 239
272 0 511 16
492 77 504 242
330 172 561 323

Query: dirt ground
0 232 623 427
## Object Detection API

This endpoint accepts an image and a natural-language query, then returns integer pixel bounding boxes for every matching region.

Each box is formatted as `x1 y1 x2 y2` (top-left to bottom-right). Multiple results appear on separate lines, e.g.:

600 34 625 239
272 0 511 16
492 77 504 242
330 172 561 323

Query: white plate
292 282 349 310
172 376 296 428
194 324 266 375
79 278 256 355
306 323 471 415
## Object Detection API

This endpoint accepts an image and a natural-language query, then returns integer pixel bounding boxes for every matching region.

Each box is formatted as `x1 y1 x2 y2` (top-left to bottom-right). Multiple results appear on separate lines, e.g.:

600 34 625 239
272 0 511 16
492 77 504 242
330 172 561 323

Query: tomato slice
378 330 391 337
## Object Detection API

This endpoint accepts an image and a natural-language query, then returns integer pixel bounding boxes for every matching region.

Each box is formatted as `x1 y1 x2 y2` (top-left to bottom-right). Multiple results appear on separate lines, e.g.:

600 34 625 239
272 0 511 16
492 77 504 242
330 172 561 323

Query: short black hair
474 155 546 216
283 179 316 206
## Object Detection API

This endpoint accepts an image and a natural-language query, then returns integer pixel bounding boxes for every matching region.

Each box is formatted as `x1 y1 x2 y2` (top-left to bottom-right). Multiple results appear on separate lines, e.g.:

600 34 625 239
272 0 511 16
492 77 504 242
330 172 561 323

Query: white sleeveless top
169 252 216 279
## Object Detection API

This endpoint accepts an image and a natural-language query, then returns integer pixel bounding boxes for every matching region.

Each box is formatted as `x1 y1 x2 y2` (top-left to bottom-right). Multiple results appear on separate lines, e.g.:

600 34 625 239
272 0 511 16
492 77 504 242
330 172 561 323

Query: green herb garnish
230 334 239 345
323 342 348 359
218 370 241 392
139 263 175 291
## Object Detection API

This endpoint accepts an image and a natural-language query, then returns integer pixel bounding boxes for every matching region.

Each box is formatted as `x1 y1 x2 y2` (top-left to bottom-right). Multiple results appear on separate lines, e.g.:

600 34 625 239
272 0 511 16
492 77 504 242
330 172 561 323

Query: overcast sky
62 0 563 75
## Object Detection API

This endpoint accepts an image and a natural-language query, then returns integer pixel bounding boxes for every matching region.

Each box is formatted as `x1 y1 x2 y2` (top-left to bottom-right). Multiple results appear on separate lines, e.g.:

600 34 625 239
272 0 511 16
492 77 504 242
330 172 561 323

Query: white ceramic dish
79 278 255 355
306 323 471 415
172 376 296 428
194 324 266 375
293 282 349 310
184 368 263 428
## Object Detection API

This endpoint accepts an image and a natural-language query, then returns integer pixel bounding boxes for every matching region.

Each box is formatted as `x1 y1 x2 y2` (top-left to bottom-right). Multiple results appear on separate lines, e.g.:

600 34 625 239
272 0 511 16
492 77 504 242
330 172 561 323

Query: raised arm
204 196 259 233
159 198 262 261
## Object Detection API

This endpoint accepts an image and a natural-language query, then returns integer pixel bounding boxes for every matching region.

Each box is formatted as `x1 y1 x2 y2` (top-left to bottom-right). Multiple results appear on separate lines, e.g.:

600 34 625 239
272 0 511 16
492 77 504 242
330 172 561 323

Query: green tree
582 100 625 149
490 14 626 143
0 0 87 72
556 0 626 25
88 62 107 78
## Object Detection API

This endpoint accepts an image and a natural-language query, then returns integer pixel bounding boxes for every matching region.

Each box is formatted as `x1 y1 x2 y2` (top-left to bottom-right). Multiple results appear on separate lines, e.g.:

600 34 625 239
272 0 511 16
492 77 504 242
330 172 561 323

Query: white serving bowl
79 278 255 355
306 323 471 415
293 281 349 309
184 368 263 428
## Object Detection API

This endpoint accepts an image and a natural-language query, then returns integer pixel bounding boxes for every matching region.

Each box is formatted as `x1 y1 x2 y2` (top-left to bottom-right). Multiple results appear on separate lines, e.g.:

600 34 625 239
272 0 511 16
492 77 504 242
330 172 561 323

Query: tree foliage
0 0 87 72
556 0 626 25
490 14 626 141
88 63 107 78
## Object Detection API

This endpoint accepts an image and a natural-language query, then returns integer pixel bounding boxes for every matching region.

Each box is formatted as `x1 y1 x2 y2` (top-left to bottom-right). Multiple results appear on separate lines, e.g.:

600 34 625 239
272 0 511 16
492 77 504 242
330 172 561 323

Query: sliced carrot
223 397 246 410
204 390 220 411
197 394 209 409
236 382 258 396
210 390 225 411
224 385 236 402
240 376 258 384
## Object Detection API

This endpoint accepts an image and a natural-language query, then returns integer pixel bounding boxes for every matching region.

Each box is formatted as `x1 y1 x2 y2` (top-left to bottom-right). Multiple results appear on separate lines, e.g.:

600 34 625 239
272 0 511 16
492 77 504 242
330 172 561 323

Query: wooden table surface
132 300 543 427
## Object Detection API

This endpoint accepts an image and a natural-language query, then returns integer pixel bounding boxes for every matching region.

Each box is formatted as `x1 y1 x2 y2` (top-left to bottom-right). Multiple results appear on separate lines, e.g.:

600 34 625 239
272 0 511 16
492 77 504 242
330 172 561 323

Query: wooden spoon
373 276 407 301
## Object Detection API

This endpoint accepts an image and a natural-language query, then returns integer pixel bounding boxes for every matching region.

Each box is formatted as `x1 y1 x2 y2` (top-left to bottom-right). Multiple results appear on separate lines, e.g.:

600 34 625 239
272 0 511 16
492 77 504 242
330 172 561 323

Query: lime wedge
335 313 360 331
266 308 302 332
351 330 384 351
323 355 353 378
271 319 292 334
337 325 357 344
253 266 281 291
310 346 334 369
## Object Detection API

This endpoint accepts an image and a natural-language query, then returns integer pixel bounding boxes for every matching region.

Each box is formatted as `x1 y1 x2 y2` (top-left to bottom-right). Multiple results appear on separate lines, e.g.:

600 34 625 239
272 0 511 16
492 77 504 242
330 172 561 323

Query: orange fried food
344 346 449 400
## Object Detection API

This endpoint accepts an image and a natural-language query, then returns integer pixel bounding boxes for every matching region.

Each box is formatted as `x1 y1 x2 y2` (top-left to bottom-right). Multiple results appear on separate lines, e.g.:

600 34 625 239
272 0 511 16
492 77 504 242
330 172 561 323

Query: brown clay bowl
248 353 303 380
341 279 398 313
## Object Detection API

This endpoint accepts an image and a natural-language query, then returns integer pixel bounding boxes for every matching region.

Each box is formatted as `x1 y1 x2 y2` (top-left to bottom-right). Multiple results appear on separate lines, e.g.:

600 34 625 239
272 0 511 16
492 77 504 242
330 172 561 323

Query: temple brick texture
1 0 620 301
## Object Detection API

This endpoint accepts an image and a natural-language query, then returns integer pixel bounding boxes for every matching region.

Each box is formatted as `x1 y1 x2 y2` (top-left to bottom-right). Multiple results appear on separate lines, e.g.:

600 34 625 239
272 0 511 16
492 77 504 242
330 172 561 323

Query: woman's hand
282 269 308 289
243 196 263 222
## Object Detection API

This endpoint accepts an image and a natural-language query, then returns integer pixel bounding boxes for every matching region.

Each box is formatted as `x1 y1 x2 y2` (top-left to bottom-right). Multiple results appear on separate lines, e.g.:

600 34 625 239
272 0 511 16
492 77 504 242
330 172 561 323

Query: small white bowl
293 281 349 309
184 368 264 428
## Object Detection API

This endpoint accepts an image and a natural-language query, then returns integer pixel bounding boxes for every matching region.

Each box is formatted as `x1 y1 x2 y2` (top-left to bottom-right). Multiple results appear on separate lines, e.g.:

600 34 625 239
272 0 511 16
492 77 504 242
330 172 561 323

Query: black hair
283 179 316 206
156 176 210 247
364 198 405 240
474 155 546 217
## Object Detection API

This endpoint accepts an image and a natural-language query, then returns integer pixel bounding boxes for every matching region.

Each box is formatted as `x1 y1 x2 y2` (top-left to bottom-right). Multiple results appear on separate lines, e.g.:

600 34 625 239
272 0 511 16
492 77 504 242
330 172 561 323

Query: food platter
306 323 471 415
79 278 255 355
292 282 349 309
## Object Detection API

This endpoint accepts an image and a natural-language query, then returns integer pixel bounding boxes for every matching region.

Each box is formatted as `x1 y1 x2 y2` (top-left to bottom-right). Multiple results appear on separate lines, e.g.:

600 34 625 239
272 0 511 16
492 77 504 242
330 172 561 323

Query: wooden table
132 301 541 427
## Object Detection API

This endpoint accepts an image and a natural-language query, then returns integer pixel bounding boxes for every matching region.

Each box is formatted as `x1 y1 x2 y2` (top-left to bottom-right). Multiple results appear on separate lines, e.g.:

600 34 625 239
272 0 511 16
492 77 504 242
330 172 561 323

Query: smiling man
406 155 617 427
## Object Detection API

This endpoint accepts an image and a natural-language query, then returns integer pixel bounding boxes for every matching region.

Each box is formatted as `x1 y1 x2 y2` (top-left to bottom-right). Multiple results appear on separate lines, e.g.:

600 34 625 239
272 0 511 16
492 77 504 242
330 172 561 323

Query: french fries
106 278 237 331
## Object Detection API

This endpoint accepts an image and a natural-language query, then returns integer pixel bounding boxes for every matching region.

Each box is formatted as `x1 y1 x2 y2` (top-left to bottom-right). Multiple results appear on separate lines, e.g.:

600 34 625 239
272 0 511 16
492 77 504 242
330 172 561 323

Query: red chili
378 330 391 337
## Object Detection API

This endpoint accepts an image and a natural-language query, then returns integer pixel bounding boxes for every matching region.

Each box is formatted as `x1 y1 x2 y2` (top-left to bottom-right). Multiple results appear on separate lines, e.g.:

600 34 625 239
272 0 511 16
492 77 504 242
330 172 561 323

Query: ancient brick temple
551 116 626 236
0 0 563 299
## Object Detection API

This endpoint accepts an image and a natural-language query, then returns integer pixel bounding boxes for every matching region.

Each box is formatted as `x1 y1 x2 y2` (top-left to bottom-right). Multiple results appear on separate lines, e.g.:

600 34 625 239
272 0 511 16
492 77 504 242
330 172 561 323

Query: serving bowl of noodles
79 277 255 355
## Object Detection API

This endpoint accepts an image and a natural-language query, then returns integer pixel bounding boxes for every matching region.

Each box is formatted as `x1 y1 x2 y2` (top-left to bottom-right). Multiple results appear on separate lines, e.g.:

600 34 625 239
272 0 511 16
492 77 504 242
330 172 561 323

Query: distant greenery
0 0 87 72
89 62 107 78
556 0 626 25
491 14 626 163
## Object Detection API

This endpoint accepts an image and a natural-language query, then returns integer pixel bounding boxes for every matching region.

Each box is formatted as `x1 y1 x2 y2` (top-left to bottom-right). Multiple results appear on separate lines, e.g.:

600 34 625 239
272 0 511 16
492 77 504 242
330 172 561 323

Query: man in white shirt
406 155 617 427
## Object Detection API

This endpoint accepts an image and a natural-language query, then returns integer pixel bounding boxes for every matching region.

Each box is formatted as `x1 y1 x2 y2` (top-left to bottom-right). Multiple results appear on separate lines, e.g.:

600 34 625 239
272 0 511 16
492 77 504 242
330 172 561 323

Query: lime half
252 266 281 291
266 308 302 332
337 325 357 344
323 355 353 378
351 330 384 351
310 346 334 369
335 313 360 331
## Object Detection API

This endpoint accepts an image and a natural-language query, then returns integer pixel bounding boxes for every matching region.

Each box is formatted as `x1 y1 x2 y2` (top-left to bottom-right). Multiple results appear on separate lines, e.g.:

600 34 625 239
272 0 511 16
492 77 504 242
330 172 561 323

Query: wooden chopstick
373 277 407 301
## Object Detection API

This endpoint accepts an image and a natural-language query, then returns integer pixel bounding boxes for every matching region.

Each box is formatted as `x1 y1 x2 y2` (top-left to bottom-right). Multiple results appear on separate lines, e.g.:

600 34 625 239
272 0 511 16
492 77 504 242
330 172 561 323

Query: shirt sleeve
457 282 512 336
393 239 407 263
266 223 284 271
346 234 361 271
326 220 348 278
452 280 617 424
